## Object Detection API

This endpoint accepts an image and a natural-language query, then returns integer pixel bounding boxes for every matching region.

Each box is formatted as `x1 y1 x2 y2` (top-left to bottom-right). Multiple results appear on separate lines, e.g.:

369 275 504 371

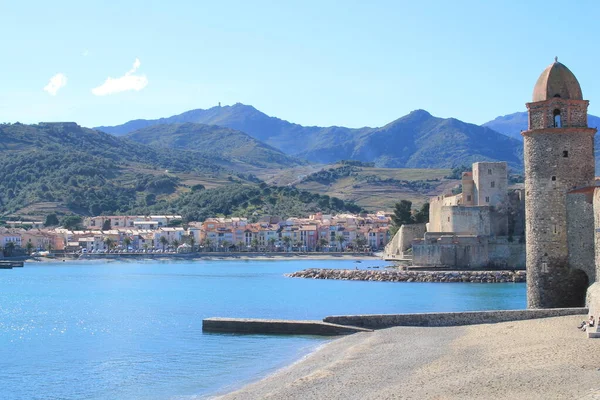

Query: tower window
485 196 490 203
491 181 495 188
553 109 562 127
551 176 556 181
488 169 492 175
563 150 569 157
467 195 472 201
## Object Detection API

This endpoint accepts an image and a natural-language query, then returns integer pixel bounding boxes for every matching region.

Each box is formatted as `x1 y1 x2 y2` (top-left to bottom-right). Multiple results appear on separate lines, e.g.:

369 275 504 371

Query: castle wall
383 223 426 260
473 162 508 206
412 234 489 268
441 206 491 236
488 236 526 269
587 188 600 316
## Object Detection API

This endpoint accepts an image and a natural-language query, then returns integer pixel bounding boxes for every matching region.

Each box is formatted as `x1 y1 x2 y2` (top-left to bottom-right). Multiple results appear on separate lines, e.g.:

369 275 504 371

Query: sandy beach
216 315 600 400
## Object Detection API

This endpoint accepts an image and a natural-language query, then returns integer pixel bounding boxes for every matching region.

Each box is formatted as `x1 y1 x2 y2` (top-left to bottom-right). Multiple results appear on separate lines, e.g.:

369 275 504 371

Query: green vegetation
131 184 363 222
301 166 361 184
390 200 430 236
125 123 302 169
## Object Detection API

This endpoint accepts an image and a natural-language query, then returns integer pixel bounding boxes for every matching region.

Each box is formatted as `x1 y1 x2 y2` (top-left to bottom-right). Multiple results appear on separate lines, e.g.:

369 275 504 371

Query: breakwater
286 268 526 283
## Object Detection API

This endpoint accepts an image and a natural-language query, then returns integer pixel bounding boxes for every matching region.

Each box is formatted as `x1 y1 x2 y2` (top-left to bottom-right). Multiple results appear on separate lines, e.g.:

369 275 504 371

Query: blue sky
1 0 599 128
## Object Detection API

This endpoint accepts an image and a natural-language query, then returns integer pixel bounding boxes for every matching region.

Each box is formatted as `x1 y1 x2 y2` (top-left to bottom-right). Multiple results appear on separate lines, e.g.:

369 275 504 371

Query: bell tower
523 58 596 308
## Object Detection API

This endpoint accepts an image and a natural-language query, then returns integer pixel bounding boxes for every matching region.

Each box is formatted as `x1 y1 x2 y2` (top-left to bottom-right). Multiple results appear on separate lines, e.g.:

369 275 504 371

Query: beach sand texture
217 315 600 400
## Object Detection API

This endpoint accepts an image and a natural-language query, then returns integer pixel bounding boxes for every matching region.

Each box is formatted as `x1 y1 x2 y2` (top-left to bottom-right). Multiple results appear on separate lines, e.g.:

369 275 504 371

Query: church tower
524 58 596 308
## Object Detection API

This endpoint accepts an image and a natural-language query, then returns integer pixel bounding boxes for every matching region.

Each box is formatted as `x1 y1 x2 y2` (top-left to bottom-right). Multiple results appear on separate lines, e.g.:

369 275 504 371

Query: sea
0 259 526 399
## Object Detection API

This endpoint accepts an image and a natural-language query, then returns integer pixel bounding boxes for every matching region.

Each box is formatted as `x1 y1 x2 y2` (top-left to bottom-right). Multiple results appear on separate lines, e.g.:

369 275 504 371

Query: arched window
553 109 562 128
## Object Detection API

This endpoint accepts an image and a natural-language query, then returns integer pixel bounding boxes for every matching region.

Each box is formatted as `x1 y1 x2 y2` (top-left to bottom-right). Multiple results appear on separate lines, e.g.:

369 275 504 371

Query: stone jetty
286 268 526 283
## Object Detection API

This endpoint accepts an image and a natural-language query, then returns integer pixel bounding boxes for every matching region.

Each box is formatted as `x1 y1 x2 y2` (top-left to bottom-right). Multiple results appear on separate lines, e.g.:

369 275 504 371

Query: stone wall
567 188 595 283
323 308 588 329
382 223 426 260
488 237 526 269
523 121 596 308
440 206 491 236
412 234 489 268
473 162 508 206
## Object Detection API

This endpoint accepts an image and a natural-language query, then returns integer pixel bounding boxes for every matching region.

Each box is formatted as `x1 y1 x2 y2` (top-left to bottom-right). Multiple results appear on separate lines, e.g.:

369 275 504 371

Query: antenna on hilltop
218 102 221 107
555 56 558 63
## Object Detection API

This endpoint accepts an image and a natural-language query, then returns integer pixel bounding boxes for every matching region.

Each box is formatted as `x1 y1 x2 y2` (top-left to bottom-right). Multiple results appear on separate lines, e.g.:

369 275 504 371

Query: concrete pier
202 318 372 336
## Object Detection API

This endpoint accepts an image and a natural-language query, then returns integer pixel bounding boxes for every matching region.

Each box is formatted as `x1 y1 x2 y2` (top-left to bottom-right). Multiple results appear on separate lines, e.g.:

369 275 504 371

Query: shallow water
0 259 525 399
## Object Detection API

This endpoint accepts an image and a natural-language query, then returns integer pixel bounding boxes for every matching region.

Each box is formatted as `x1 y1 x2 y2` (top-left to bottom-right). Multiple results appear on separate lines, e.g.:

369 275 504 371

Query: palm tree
159 236 169 251
221 240 230 252
143 243 149 252
123 237 132 251
187 235 196 252
336 234 345 251
354 236 367 253
202 238 212 252
318 237 329 252
250 238 259 251
236 241 245 252
47 242 53 253
25 241 34 255
172 239 180 251
268 237 276 252
104 237 114 252
282 236 292 252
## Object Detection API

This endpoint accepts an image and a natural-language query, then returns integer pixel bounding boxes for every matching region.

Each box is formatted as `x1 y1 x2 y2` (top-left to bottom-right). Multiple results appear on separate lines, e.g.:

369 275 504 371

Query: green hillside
125 123 302 169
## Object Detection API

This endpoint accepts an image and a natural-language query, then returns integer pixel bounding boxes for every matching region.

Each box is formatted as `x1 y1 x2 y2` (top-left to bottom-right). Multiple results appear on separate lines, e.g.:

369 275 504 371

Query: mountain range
96 104 524 169
483 111 600 140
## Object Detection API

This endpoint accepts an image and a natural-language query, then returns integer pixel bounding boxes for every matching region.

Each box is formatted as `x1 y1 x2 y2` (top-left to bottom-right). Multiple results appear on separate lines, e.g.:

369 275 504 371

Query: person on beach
589 315 595 329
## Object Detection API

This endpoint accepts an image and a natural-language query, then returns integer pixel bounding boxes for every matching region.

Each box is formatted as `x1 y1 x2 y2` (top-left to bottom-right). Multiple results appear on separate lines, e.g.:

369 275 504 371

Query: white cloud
82 49 89 57
92 58 148 96
43 73 68 96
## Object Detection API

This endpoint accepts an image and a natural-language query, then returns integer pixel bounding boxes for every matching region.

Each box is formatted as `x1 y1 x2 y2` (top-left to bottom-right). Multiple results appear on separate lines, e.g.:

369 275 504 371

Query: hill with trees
125 122 302 169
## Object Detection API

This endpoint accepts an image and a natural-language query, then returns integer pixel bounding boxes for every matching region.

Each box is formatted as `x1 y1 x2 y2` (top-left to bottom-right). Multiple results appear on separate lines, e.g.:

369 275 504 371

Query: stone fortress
385 161 526 269
386 58 600 313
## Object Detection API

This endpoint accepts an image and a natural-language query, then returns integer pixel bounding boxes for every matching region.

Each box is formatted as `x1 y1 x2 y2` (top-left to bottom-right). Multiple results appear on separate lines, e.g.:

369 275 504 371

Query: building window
467 195 471 201
563 150 568 158
551 176 556 181
485 196 490 203
553 109 561 127
447 217 450 222
490 181 495 188
553 224 558 234
488 169 492 175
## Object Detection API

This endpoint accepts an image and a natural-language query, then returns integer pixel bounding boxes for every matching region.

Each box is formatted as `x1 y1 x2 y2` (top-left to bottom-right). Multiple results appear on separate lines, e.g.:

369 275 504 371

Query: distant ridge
96 104 524 169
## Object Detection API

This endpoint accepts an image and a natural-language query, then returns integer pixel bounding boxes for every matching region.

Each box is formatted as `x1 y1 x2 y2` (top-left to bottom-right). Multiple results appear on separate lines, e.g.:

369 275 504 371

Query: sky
1 0 600 129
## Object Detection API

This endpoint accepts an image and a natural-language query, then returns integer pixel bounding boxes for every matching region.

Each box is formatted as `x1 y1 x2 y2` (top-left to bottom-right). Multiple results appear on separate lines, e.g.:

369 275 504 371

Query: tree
123 237 132 251
392 200 413 227
282 236 292 252
104 237 114 251
202 238 212 252
250 238 259 251
236 241 245 252
354 235 368 252
336 234 345 251
102 219 111 231
44 214 59 227
414 202 430 224
268 237 276 252
159 236 169 251
61 215 83 230
172 239 180 250
318 237 329 252
220 240 230 252
4 241 15 257
25 241 34 255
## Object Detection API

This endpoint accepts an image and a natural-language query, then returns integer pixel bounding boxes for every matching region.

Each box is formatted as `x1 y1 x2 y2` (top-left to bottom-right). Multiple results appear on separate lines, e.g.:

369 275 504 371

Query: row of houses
0 212 391 254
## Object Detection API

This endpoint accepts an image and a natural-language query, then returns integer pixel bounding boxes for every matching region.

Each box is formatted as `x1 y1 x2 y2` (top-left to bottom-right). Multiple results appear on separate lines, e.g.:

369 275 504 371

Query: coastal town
0 212 391 256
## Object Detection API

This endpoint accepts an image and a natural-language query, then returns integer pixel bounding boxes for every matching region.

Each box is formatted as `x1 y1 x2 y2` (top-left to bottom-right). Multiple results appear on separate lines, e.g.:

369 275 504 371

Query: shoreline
25 252 384 263
214 315 599 400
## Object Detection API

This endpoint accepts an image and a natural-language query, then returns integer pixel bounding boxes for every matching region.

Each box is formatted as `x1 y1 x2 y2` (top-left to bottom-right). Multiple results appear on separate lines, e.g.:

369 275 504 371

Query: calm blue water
0 259 525 399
